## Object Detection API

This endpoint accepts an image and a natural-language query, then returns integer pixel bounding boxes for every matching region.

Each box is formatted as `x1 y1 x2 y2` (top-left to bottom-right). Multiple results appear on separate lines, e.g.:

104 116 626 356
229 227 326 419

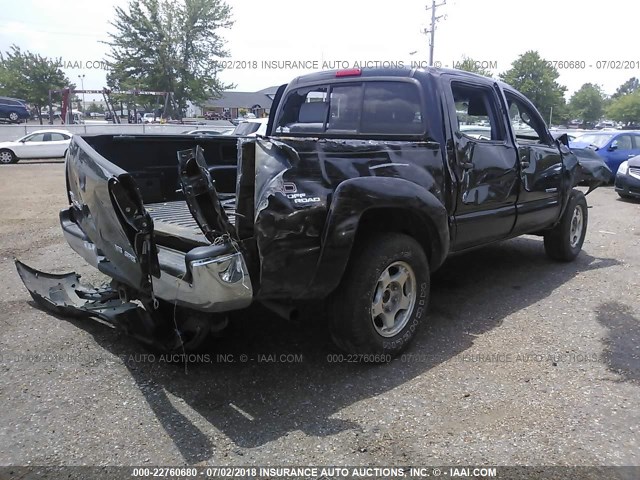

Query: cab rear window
275 81 424 137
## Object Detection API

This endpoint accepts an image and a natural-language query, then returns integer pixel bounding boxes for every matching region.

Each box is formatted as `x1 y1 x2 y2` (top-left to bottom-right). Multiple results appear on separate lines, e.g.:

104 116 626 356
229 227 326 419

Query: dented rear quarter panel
252 134 450 299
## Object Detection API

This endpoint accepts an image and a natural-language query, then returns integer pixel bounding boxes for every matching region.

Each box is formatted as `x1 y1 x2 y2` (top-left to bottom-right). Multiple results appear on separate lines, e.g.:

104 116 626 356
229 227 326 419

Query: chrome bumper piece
61 211 253 313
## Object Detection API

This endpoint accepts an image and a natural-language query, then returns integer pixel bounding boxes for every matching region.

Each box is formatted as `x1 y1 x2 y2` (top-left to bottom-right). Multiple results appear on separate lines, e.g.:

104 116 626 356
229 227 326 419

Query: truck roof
288 66 496 87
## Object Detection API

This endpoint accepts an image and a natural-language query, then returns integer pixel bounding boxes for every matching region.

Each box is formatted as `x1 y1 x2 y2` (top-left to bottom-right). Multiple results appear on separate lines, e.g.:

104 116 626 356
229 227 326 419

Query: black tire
544 189 588 262
8 112 19 122
328 233 430 356
63 149 68 159
618 192 633 200
0 149 17 164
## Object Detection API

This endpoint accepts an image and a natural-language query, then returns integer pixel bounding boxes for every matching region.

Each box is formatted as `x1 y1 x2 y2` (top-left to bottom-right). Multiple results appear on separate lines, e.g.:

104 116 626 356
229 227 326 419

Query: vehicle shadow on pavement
11 159 65 165
50 236 620 464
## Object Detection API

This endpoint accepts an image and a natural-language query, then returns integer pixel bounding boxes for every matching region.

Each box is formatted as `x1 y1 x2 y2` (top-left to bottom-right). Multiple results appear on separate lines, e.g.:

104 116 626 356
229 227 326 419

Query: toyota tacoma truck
16 67 610 356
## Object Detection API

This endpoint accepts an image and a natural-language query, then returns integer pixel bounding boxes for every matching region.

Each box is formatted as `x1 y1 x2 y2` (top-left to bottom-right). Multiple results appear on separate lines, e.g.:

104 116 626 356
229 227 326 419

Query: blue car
0 96 30 123
570 131 640 176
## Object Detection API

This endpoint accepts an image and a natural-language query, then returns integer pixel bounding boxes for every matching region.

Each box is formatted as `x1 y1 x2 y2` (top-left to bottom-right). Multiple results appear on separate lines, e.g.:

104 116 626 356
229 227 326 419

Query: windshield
233 122 261 136
574 134 614 148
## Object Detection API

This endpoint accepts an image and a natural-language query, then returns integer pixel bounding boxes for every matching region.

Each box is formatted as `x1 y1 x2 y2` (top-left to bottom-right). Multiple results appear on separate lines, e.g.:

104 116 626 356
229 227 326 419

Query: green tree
612 77 639 99
499 50 567 123
568 83 604 124
455 56 493 77
86 101 104 114
0 45 71 124
550 102 572 127
607 91 640 125
105 0 233 119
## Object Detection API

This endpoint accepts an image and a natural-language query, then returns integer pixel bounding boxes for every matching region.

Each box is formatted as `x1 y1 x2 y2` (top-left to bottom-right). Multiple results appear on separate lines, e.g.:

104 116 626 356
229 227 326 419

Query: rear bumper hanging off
60 207 253 313
15 260 165 347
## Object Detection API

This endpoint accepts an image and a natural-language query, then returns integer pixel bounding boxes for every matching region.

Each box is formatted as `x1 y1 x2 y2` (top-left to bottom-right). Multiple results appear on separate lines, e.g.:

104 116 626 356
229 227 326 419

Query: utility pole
78 74 86 113
423 0 447 66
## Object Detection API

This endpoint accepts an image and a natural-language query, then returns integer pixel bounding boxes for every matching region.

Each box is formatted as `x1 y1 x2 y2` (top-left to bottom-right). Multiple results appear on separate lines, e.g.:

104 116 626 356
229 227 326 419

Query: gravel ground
0 160 638 468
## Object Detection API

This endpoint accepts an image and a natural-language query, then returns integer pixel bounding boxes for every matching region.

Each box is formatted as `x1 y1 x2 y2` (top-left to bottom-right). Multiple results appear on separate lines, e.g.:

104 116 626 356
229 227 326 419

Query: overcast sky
0 0 637 101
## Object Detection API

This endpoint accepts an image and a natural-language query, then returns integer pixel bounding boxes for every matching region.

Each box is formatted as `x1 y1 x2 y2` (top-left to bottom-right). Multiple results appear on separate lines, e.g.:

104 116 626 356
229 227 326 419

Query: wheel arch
0 148 17 163
306 176 450 298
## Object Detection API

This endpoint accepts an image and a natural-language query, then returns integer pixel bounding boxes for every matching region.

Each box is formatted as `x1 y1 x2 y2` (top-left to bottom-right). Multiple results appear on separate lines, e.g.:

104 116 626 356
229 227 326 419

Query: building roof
204 86 279 109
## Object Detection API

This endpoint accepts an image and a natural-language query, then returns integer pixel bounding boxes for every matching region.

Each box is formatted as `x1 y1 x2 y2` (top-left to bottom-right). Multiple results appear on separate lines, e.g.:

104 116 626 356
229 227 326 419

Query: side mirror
608 143 618 151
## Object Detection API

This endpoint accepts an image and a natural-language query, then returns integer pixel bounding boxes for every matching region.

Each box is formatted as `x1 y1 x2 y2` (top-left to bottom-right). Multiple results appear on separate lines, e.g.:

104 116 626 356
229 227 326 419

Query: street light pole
78 74 86 114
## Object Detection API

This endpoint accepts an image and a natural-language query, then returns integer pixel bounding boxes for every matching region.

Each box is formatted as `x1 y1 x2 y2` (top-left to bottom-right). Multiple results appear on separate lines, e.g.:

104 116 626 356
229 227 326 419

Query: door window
612 135 632 150
50 133 69 141
451 82 504 141
504 93 550 145
25 133 45 142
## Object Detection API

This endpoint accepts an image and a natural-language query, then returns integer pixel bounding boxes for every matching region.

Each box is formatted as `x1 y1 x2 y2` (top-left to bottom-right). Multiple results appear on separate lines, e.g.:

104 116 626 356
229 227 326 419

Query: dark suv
0 96 30 123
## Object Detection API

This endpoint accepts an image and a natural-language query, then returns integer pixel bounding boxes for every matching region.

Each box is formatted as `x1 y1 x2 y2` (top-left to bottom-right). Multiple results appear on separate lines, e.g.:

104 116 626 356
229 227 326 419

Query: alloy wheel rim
371 260 417 337
0 152 12 163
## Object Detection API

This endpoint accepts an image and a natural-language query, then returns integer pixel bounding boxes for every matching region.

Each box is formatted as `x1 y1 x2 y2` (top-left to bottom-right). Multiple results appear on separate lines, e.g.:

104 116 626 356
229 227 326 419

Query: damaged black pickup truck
16 67 610 356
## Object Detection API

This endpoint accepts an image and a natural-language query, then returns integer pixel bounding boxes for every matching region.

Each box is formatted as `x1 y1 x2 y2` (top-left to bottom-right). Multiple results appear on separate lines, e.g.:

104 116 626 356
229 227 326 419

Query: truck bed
146 195 237 246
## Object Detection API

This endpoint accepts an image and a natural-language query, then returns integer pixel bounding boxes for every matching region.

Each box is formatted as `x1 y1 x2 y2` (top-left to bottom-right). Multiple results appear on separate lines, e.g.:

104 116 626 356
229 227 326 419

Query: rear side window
50 133 69 141
276 81 424 137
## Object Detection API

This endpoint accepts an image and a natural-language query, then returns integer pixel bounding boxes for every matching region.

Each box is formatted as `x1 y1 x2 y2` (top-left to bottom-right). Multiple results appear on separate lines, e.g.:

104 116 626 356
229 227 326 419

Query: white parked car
142 113 158 123
0 129 72 164
232 118 268 137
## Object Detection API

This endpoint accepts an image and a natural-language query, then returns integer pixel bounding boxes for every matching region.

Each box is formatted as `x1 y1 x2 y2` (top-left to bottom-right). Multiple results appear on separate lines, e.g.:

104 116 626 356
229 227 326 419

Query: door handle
461 161 474 170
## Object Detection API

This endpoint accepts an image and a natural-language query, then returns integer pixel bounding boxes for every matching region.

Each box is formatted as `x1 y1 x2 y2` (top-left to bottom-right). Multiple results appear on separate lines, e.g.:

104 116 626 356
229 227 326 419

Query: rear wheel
8 112 19 122
328 233 430 357
544 189 588 262
0 149 17 164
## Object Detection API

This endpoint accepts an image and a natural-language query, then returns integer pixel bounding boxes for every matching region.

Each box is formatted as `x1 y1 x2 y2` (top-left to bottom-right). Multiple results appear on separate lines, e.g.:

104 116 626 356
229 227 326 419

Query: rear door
606 133 636 173
48 132 70 157
503 90 563 234
444 78 519 250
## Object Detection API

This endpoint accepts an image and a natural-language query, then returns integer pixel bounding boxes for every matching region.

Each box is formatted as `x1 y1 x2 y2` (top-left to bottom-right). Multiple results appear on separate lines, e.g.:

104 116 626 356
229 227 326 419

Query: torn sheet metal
15 260 168 349
177 145 237 242
252 136 447 299
557 140 612 193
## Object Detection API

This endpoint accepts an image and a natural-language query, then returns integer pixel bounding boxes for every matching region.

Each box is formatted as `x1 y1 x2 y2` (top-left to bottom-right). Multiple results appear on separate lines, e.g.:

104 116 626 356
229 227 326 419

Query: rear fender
308 176 450 298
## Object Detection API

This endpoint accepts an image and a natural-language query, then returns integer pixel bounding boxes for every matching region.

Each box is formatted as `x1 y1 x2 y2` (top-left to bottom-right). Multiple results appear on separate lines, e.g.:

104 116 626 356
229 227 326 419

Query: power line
422 0 447 67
